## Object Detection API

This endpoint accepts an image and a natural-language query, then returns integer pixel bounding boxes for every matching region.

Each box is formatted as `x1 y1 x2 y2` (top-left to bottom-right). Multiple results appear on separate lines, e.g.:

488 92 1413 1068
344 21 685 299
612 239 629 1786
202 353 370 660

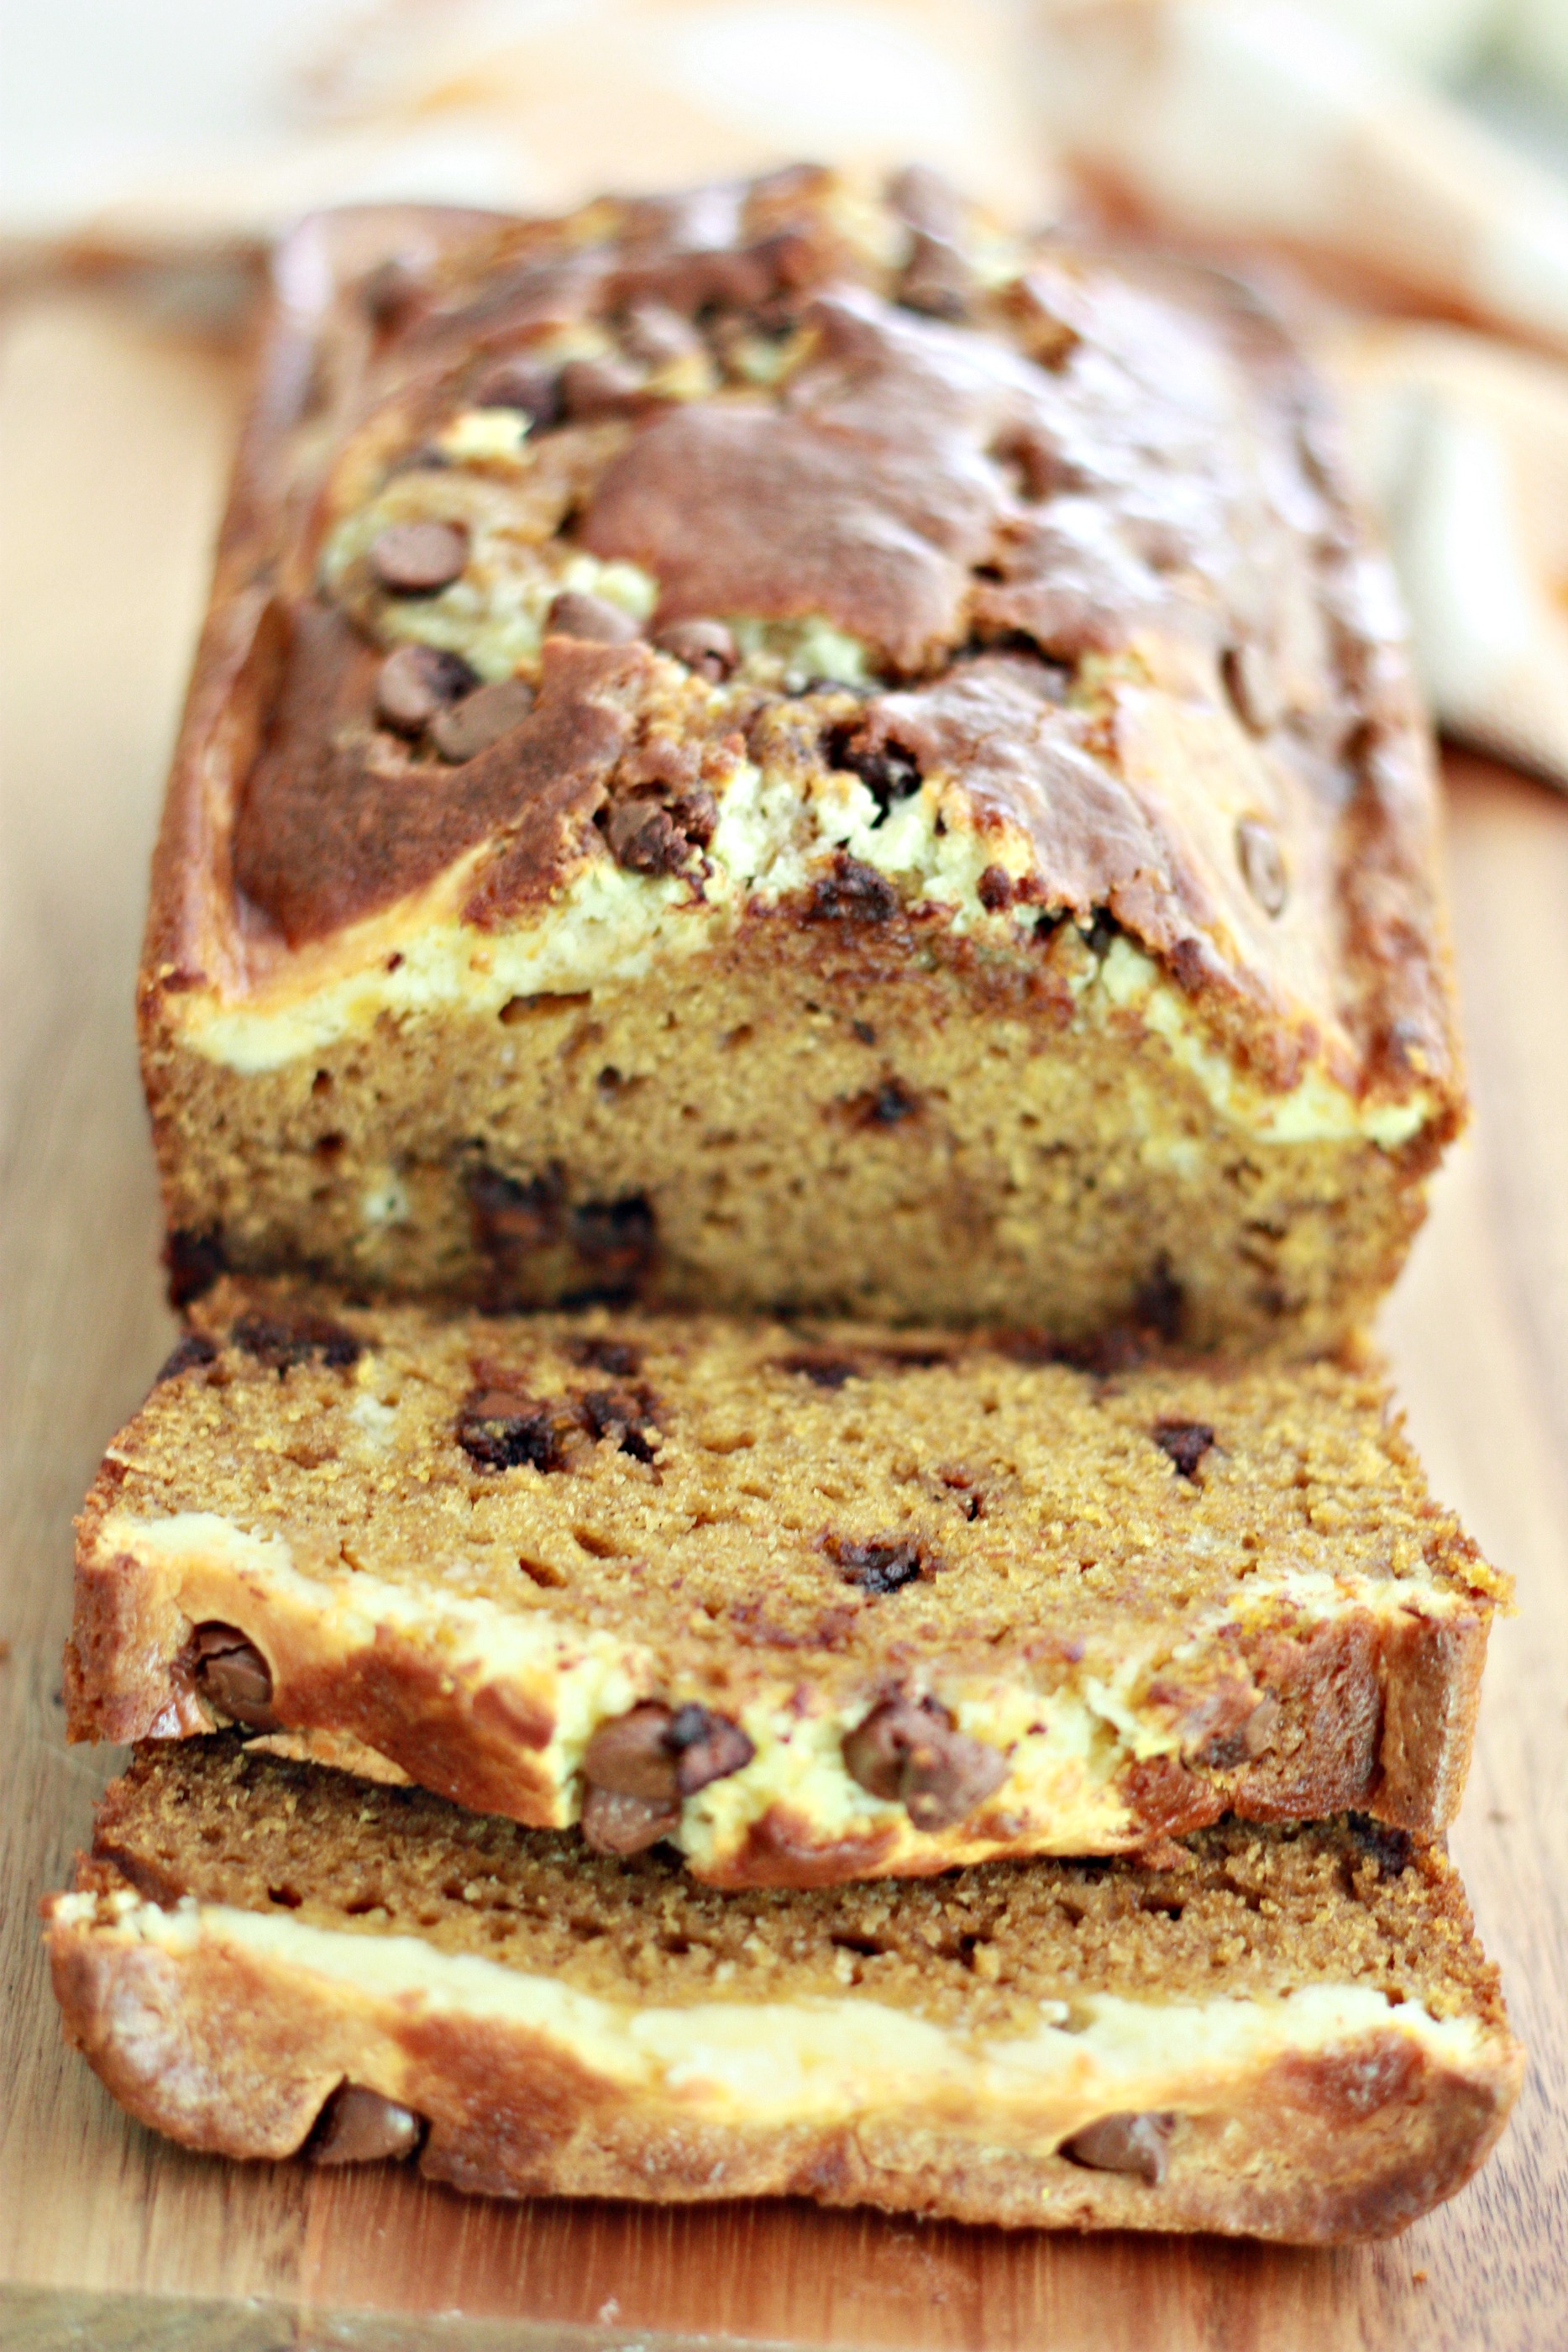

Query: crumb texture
87 1738 1509 2034
86 1283 1502 1690
66 1282 1501 1871
46 1742 1522 2241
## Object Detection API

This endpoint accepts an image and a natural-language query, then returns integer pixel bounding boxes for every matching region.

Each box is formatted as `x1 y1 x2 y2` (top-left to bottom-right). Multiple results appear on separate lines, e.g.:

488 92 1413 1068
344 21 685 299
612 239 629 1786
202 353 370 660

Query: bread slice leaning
66 1282 1507 1887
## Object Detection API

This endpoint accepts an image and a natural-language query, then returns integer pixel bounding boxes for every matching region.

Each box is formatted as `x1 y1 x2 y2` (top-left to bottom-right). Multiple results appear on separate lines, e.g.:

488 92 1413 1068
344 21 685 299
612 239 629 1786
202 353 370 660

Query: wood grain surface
1 291 1565 2352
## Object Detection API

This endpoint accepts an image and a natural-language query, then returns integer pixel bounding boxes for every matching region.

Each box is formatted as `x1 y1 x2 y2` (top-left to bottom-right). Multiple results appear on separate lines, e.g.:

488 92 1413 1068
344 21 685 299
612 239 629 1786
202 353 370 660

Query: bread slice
139 168 1462 1356
45 1738 1520 2240
66 1281 1506 1886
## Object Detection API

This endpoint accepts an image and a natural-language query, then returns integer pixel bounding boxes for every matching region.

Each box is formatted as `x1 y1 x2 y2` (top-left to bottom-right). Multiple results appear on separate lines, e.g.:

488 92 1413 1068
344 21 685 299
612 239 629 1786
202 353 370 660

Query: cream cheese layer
98 1506 1476 1877
50 1886 1490 2141
176 838 1426 1147
175 704 1429 1151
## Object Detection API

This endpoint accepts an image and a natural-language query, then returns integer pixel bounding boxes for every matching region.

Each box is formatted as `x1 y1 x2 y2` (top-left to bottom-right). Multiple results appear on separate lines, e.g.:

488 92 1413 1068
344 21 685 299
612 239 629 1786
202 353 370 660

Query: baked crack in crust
139 169 1463 1348
44 1739 1522 2240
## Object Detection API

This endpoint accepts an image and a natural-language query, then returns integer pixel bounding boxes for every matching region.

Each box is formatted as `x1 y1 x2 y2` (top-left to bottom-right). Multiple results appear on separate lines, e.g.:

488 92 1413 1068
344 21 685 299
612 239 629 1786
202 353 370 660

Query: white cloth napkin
0 0 1053 258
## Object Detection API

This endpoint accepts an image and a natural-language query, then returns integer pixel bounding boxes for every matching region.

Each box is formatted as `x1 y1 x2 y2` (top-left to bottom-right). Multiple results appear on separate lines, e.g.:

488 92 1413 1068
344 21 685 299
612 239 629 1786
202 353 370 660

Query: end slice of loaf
67 1282 1507 1886
45 1738 1521 2241
140 170 1462 1352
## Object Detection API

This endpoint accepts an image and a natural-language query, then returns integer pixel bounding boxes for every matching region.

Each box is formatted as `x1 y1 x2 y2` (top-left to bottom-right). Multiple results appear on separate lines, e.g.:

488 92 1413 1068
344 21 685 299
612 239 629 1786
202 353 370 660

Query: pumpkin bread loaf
140 169 1461 1352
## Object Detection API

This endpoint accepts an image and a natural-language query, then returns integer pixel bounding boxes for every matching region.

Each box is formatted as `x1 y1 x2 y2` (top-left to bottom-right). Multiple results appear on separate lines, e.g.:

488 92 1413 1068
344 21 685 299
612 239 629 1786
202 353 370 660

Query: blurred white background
6 0 1568 785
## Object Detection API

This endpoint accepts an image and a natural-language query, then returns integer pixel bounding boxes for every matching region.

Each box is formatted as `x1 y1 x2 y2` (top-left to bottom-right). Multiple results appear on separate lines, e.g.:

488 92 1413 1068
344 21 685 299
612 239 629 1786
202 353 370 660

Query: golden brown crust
1375 1610 1489 1833
142 181 1461 1058
232 615 649 942
139 204 510 999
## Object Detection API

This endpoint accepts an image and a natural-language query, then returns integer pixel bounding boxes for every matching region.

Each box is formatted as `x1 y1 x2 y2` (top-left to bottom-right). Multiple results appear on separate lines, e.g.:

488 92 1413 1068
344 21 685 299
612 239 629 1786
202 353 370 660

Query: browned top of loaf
83 1281 1505 1702
87 1735 1507 2036
142 168 1458 1118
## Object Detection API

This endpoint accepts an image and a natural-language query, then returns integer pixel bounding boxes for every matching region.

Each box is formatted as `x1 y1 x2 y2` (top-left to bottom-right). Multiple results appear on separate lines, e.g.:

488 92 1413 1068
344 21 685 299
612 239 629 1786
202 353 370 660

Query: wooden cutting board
1 291 1564 2352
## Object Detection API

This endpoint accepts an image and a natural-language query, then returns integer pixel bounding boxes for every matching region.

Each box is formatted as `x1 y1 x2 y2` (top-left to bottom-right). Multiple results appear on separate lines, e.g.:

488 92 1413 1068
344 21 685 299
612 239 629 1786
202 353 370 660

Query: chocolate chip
154 1331 218 1385
457 1388 571 1473
901 1728 1009 1830
1347 1814 1413 1881
578 1384 659 1462
369 521 469 596
653 617 737 680
852 1079 919 1128
666 1703 755 1795
308 2083 424 2166
469 356 562 427
564 1336 642 1378
1061 2112 1173 2185
1152 1420 1215 1481
840 1707 911 1800
571 1194 656 1277
546 590 642 645
1236 816 1287 916
827 1537 926 1597
560 354 647 417
583 1703 681 1801
808 854 899 923
1222 643 1285 735
579 1783 680 1855
230 1309 361 1374
469 1165 563 1254
190 1624 281 1732
603 788 717 875
899 229 975 322
978 865 1015 911
669 790 717 846
605 797 683 874
826 727 921 815
375 643 477 735
163 1226 225 1308
582 1699 753 1811
428 676 535 763
842 1697 1009 1830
